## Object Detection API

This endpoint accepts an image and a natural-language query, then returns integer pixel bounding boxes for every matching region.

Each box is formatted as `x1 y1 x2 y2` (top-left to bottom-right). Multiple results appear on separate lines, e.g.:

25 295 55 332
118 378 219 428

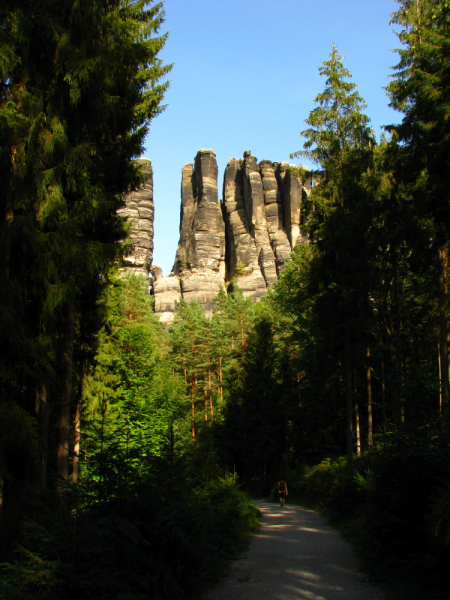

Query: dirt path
205 501 386 600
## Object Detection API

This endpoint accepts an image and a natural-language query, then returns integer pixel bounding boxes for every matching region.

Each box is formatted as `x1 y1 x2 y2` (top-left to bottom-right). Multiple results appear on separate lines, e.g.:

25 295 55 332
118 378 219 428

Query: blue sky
144 0 402 276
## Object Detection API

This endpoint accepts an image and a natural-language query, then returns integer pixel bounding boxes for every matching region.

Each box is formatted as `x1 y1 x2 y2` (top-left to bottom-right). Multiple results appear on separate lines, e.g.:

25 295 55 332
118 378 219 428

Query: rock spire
118 158 154 275
152 150 308 323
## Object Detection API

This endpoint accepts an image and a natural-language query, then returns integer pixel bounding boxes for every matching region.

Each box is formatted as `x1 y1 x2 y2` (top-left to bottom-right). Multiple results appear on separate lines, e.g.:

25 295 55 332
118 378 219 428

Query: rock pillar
118 158 154 275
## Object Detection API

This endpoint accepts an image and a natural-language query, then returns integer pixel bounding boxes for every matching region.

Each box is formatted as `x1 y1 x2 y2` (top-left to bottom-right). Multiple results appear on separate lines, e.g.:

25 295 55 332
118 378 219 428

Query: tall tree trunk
355 399 361 457
209 369 214 422
72 399 81 487
439 342 442 411
354 372 361 457
438 247 450 413
345 337 354 467
218 356 223 403
34 381 50 490
367 348 373 449
191 374 196 439
57 299 76 493
381 351 387 446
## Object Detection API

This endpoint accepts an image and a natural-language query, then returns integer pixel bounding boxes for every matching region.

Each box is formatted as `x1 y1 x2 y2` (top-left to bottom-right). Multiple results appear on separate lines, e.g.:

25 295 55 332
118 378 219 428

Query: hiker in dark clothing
277 480 288 506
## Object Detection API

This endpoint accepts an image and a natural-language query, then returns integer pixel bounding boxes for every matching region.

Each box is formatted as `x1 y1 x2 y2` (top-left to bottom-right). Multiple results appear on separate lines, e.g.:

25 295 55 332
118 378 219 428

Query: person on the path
277 479 288 506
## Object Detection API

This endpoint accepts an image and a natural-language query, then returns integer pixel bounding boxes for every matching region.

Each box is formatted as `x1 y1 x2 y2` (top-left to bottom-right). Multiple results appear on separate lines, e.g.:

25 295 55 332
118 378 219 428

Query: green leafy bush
0 475 259 600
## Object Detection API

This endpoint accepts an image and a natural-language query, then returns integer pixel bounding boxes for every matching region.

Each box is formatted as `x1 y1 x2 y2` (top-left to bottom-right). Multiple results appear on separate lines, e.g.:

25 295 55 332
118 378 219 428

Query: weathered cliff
118 158 154 275
152 150 308 323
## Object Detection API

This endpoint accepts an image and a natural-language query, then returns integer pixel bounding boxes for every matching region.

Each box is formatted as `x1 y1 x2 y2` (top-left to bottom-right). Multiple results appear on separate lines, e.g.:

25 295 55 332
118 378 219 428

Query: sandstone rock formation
118 158 154 275
152 150 226 322
150 265 182 324
152 151 308 323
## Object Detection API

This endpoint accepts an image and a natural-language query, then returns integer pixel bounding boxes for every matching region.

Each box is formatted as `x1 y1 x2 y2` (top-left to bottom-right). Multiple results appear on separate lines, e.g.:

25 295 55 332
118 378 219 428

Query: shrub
0 475 259 600
296 447 450 597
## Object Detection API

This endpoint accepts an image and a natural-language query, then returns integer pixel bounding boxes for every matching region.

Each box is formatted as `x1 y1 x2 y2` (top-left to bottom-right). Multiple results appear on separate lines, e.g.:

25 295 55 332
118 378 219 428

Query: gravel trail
205 501 386 600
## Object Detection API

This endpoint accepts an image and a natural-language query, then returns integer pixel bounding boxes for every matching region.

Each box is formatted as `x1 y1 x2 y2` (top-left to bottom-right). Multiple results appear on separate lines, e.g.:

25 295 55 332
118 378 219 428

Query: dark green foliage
216 301 290 494
0 0 171 547
0 277 260 600
3 4 450 598
79 274 190 506
288 438 450 598
0 475 259 600
387 0 450 414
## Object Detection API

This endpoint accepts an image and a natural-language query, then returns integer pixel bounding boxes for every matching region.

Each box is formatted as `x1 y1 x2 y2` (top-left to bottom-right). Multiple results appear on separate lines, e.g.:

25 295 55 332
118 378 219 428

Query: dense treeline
216 2 450 596
0 274 258 599
0 1 258 598
2 0 450 599
0 0 169 517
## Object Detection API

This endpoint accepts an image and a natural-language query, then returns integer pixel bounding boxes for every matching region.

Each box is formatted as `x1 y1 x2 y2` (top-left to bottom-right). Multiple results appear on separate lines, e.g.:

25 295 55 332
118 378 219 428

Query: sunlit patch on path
205 501 386 600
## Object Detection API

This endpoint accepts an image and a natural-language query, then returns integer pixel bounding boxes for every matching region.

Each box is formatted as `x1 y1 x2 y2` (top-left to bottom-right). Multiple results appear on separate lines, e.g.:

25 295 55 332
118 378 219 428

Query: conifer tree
387 0 450 412
212 284 256 394
81 275 188 504
170 301 210 439
0 0 170 526
291 45 376 463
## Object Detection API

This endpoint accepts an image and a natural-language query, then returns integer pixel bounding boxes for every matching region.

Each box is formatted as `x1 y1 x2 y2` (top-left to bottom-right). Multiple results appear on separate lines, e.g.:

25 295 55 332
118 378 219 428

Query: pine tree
387 0 450 413
212 284 256 395
170 301 211 439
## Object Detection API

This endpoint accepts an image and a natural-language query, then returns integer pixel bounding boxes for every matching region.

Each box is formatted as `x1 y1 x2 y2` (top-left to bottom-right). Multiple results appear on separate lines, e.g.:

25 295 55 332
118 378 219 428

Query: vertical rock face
221 151 307 300
241 151 278 288
222 157 267 299
151 265 182 324
153 150 226 321
275 162 309 248
152 150 308 323
118 158 154 275
259 160 292 274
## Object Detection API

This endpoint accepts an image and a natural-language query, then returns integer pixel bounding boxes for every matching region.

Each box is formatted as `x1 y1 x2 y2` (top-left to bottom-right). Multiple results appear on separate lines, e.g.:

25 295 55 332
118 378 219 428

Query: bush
295 448 450 598
0 475 259 600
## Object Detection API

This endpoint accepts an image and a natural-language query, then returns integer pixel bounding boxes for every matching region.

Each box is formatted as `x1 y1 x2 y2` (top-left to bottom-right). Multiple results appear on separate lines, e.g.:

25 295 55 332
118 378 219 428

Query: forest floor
203 500 386 600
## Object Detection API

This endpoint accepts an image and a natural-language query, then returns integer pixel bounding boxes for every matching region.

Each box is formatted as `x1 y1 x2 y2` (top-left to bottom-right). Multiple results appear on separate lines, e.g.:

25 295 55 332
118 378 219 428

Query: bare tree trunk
354 372 361 457
191 374 196 439
34 380 50 490
345 338 353 467
367 347 373 449
355 399 361 457
208 369 214 422
381 351 387 446
218 356 223 403
438 342 443 414
72 399 81 487
438 247 450 414
57 300 76 494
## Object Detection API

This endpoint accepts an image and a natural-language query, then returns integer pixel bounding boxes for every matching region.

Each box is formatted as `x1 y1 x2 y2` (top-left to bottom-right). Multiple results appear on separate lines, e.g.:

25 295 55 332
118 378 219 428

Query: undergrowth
287 446 450 600
0 473 259 600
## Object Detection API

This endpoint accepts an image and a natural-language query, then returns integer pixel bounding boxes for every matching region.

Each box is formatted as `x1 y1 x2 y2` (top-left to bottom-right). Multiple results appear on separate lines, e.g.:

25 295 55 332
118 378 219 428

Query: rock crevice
151 150 308 323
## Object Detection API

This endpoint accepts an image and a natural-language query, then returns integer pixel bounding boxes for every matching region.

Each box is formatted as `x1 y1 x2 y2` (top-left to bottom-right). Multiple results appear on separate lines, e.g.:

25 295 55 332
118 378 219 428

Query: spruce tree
0 0 170 532
82 275 188 504
291 45 376 464
387 0 450 412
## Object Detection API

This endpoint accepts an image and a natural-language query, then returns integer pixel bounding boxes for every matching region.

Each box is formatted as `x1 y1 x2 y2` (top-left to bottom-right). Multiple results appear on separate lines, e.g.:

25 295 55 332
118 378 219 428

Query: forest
0 1 449 599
